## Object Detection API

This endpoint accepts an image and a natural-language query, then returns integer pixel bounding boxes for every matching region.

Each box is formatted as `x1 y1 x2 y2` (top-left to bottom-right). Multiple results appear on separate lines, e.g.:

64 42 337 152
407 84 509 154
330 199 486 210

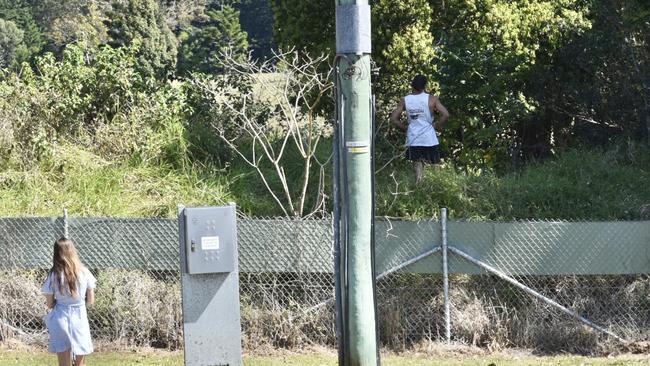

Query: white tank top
405 92 438 146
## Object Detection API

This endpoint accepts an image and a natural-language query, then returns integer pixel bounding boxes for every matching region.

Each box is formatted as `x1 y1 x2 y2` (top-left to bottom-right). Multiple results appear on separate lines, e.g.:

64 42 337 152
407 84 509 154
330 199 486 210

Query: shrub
91 269 182 349
0 270 45 341
0 43 190 168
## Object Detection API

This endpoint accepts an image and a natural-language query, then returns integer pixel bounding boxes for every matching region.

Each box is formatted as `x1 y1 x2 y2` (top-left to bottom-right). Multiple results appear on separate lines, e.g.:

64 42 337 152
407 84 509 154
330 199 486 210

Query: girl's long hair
50 237 83 298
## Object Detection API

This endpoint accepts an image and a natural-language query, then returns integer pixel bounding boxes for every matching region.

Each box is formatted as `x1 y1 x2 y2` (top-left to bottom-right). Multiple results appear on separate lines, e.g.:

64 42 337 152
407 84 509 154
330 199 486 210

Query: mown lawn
0 350 648 366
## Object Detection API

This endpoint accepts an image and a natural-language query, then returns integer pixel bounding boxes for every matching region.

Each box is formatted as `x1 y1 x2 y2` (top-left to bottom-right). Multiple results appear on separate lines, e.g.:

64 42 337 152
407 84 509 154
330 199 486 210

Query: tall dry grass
1 270 648 355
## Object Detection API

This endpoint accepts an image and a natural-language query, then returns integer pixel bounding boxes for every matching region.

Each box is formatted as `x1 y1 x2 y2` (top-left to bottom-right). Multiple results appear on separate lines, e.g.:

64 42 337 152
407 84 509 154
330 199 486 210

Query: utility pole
333 0 378 365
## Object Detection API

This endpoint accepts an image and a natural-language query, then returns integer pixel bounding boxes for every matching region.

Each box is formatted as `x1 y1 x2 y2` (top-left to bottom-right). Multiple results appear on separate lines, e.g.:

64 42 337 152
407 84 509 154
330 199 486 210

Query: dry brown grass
91 269 182 349
0 270 48 344
1 270 648 355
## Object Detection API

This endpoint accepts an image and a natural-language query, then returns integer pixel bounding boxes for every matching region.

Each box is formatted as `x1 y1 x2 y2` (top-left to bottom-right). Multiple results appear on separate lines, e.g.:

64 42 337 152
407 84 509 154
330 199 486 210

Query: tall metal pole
334 1 378 365
441 208 451 343
63 208 69 239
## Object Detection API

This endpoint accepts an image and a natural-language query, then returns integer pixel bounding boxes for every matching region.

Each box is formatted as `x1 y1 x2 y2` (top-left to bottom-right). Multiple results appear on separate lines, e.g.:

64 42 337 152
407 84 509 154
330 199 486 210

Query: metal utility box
179 204 243 366
181 206 236 274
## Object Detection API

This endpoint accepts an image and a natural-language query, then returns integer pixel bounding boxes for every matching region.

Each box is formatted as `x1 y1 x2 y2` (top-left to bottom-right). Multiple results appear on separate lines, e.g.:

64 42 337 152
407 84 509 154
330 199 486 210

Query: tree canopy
178 3 248 75
271 0 648 168
0 0 43 67
105 0 178 80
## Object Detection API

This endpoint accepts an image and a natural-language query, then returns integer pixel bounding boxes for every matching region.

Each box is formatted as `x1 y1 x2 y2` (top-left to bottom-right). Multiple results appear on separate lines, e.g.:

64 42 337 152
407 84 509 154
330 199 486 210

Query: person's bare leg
74 355 85 366
414 161 424 184
57 350 71 366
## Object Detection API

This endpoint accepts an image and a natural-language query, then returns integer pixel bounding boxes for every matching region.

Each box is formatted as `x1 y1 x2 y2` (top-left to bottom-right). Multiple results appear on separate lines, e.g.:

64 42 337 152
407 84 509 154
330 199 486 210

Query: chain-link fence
442 220 650 353
373 216 650 353
1 214 648 354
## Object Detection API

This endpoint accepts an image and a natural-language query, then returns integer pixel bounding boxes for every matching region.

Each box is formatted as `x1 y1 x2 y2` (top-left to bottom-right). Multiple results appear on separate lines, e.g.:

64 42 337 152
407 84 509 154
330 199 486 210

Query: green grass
1 141 649 220
0 350 182 366
0 145 233 217
375 144 650 220
0 350 648 366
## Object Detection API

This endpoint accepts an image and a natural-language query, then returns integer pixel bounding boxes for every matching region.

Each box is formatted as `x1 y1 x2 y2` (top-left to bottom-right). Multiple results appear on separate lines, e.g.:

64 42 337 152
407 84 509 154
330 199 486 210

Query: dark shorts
406 145 441 164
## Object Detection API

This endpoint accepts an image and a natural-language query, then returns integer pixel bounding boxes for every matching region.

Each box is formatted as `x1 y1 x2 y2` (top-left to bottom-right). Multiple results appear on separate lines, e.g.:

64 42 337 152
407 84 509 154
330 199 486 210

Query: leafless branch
191 48 334 217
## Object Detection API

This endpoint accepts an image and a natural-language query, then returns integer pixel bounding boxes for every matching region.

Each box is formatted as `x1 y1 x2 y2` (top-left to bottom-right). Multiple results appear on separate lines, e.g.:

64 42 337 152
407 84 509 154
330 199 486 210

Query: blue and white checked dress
41 268 96 355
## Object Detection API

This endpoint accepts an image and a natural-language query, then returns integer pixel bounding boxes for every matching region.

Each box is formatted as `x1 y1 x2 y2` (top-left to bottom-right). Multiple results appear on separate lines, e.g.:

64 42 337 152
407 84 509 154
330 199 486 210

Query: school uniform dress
404 92 441 164
41 268 96 355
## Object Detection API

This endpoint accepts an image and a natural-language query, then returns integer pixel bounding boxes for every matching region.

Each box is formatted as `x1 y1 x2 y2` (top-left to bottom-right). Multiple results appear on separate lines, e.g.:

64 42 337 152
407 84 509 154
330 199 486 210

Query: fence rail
1 215 648 352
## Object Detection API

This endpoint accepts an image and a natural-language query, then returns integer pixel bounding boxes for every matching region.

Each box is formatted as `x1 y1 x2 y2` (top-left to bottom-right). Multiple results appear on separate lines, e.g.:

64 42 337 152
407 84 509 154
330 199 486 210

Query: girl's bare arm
45 294 55 309
86 288 95 305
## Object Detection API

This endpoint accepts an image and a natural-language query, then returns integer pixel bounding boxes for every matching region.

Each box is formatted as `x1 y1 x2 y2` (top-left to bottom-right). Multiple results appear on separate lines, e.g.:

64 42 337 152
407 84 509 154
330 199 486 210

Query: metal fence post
442 208 450 343
63 208 69 239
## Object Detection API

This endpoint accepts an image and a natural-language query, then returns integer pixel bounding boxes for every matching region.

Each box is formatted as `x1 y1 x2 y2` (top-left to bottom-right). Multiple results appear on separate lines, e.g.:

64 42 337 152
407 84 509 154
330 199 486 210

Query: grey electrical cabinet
179 204 243 366
180 205 237 274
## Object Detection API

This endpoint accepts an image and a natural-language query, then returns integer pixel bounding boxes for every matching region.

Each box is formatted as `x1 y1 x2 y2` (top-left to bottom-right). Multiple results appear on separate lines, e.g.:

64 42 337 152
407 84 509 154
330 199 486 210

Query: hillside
2 141 649 220
0 0 648 220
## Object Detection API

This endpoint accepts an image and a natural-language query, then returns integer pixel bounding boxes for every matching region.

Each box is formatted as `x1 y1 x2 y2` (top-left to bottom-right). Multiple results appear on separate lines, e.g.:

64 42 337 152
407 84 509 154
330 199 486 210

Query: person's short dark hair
411 75 427 91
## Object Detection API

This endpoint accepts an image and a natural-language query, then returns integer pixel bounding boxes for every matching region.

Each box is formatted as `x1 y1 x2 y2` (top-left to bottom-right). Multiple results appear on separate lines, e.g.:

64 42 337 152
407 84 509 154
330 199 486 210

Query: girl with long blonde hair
42 237 96 366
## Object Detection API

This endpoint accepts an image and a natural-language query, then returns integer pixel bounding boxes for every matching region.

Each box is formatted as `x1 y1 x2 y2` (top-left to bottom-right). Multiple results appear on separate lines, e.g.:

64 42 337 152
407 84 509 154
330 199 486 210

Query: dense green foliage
45 3 107 53
0 0 648 219
270 0 332 55
373 0 437 99
0 18 25 68
0 45 227 217
105 0 178 80
0 0 43 68
237 0 274 60
430 0 591 167
270 0 437 97
0 44 187 164
273 0 649 168
178 4 248 75
545 0 650 147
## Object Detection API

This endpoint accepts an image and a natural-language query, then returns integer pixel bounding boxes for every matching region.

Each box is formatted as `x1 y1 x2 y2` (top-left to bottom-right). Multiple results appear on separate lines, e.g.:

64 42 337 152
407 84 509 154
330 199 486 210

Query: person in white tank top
390 75 450 184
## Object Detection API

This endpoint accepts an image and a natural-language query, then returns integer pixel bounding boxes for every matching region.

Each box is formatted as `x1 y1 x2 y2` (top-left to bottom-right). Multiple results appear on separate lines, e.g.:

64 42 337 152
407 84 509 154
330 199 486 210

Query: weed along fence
1 214 649 353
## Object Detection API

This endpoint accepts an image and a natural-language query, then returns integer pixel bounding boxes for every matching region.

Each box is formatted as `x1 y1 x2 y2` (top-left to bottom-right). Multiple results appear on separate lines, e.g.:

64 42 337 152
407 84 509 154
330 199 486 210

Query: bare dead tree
190 49 333 217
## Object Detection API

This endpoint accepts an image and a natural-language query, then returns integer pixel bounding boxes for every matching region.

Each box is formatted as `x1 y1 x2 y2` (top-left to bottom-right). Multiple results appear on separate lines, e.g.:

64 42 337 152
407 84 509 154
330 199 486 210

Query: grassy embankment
1 141 649 220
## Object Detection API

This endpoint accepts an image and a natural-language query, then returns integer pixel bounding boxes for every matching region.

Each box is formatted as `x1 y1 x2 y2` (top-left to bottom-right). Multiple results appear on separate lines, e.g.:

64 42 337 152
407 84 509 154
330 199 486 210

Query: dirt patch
243 344 336 357
394 340 489 357
622 340 650 355
0 339 37 352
